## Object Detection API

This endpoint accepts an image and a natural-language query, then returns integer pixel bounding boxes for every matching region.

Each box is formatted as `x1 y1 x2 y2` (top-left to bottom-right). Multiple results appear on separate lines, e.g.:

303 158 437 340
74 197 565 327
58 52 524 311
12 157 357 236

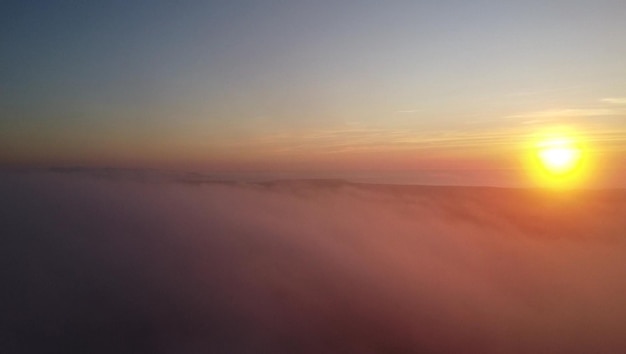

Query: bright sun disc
537 139 582 175
526 131 590 189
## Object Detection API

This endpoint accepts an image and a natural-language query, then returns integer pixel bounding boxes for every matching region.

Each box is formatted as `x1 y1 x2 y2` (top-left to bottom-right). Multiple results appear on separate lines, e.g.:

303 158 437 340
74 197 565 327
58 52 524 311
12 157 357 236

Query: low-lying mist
2 170 626 353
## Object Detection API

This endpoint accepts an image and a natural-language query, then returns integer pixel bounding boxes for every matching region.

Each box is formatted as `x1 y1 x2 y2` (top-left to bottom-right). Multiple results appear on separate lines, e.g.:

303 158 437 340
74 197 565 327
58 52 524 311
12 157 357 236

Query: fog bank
2 171 626 353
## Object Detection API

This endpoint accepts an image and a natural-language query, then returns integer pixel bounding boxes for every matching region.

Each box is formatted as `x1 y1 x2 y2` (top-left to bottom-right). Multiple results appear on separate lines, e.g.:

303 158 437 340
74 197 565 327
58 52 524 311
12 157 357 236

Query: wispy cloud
395 109 421 114
504 86 582 98
601 97 626 105
506 108 618 120
216 124 532 156
203 118 626 159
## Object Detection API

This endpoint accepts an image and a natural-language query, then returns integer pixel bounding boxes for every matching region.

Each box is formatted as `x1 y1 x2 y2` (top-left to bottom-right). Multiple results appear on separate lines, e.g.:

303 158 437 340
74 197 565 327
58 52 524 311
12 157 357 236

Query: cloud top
2 171 626 353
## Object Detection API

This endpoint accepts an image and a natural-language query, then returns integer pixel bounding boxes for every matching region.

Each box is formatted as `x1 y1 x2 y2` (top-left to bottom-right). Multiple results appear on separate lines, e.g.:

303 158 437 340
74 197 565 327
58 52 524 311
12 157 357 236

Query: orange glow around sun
526 129 590 189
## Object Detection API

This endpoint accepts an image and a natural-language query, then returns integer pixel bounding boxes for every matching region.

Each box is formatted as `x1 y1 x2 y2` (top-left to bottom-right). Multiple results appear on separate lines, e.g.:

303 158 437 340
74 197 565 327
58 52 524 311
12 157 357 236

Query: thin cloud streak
201 124 626 159
396 110 421 114
601 98 626 105
506 108 619 120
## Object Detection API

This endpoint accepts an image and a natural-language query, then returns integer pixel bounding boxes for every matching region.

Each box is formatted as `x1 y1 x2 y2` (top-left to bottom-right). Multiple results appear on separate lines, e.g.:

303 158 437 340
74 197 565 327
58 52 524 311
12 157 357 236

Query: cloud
218 123 530 157
396 109 420 114
506 108 618 120
2 171 626 353
601 97 626 105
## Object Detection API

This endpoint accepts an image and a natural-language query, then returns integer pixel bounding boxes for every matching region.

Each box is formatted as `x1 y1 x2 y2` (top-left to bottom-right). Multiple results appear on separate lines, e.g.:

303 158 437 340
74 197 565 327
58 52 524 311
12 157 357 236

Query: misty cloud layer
2 171 626 353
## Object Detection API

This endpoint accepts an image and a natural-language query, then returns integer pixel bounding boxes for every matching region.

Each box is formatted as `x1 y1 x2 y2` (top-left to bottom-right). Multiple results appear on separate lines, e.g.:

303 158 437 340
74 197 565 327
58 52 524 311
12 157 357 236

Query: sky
1 0 625 185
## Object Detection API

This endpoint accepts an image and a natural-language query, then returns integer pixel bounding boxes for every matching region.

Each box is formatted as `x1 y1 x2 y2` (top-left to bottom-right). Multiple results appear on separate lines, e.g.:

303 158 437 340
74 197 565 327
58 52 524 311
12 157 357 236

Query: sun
536 138 582 175
526 130 590 189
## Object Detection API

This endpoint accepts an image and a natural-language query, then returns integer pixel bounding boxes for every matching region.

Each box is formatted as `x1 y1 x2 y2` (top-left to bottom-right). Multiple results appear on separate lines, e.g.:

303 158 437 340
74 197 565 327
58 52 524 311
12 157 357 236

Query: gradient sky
1 1 625 184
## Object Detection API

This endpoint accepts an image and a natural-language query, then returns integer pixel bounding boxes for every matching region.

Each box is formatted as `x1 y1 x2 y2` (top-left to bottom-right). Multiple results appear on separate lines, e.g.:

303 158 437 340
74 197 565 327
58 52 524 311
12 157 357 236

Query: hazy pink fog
2 170 626 353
